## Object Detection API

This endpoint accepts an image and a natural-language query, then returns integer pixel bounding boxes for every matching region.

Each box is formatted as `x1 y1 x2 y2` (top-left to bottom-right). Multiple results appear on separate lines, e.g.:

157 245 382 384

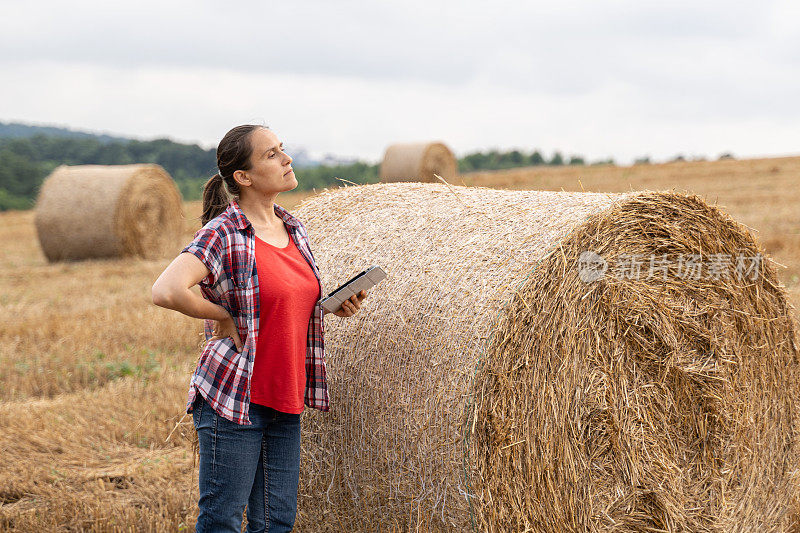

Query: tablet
321 265 387 314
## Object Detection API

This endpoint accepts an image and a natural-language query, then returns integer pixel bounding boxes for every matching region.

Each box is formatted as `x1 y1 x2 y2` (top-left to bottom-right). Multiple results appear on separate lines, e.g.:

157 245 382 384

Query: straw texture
0 371 196 531
34 164 184 261
379 142 457 183
292 182 799 532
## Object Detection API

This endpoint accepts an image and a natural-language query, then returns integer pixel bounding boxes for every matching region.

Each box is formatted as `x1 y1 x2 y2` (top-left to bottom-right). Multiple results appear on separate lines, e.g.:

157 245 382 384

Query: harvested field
0 157 798 531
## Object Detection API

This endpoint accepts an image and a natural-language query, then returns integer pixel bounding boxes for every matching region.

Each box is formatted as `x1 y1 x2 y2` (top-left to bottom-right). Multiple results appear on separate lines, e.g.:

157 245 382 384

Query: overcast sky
1 0 798 164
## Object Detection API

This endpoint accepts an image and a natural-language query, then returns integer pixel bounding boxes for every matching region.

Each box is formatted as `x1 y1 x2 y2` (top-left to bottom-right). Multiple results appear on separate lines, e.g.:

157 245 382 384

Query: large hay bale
34 164 184 261
294 182 799 532
379 141 457 183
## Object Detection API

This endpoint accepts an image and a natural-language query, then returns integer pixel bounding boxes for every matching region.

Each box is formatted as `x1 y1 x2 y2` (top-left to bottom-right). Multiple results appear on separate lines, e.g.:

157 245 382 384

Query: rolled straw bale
379 141 457 183
34 164 184 262
293 182 799 532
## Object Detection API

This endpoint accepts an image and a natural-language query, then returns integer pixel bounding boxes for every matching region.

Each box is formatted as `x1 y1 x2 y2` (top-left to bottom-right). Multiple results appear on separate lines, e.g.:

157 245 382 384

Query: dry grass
0 155 798 532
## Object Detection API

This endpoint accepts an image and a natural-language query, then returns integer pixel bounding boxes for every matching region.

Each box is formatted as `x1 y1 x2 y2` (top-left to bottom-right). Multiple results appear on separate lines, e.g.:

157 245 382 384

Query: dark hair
201 124 266 226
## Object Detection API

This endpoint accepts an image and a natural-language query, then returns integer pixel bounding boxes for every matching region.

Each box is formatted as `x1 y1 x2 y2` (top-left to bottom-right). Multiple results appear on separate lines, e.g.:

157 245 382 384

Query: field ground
0 158 797 530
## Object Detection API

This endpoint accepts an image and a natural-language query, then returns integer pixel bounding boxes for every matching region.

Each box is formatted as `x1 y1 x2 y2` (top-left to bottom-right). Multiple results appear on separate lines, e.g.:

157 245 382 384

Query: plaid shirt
181 198 329 424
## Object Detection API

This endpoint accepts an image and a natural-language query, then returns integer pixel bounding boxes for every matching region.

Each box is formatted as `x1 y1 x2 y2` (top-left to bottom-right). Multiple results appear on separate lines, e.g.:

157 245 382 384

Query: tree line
0 133 701 212
0 135 218 210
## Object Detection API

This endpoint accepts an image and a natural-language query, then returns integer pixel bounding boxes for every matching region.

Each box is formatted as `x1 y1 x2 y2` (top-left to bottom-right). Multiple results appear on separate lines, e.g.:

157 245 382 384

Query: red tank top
251 229 320 414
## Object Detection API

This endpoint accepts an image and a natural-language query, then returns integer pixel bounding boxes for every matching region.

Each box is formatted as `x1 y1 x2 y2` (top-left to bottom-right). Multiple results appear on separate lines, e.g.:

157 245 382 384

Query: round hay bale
293 182 799 532
34 164 184 262
379 141 457 183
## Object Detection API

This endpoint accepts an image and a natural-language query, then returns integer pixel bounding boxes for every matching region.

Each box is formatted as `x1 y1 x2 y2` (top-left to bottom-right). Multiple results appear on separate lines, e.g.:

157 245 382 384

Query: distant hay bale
34 164 184 262
294 182 799 532
379 141 457 183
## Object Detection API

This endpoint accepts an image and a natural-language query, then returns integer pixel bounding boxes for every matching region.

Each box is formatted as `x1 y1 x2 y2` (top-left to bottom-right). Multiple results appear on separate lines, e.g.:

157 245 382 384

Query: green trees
294 161 380 191
0 134 387 211
0 135 219 210
0 127 611 211
549 151 564 166
0 146 47 210
457 148 576 172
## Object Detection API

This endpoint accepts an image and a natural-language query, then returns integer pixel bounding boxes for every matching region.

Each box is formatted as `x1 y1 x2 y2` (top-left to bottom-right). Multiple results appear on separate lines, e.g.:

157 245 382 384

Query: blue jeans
192 396 302 532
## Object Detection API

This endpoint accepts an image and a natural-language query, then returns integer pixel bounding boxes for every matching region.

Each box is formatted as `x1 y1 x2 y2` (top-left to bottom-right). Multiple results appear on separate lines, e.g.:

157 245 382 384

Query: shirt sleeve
181 227 224 288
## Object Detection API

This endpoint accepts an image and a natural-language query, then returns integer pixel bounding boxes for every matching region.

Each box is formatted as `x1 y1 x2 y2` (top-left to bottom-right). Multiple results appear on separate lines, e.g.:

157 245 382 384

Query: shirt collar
227 198 300 230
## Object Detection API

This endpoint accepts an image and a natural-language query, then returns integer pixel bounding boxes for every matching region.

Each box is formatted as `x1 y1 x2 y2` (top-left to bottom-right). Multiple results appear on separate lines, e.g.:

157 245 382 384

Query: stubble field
0 157 797 531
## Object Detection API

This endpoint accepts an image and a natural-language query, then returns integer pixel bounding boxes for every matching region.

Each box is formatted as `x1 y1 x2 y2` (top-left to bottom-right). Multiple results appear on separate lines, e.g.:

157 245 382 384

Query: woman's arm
152 253 243 351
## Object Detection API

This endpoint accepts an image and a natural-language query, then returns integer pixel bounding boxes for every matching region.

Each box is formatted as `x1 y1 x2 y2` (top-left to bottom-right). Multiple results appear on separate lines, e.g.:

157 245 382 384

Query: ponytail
201 173 230 227
201 124 263 226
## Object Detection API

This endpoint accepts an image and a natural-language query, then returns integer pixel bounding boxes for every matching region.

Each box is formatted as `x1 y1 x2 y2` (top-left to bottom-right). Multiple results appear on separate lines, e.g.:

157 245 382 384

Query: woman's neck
237 194 282 228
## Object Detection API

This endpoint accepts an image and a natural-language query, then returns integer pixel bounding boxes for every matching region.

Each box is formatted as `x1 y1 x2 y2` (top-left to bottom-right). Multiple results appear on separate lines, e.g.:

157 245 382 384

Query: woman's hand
209 313 243 352
333 290 368 318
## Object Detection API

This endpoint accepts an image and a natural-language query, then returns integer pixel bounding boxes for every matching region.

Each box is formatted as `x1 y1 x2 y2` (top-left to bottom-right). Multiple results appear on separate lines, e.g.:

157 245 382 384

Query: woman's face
235 127 296 197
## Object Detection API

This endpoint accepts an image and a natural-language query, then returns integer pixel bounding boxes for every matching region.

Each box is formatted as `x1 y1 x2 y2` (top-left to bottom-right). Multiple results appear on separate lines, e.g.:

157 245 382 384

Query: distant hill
0 122 130 144
0 121 632 212
0 121 345 169
0 121 333 168
0 121 382 211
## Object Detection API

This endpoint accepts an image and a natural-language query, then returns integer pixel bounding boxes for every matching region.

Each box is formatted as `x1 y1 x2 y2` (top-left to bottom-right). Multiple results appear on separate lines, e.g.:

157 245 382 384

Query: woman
152 124 367 532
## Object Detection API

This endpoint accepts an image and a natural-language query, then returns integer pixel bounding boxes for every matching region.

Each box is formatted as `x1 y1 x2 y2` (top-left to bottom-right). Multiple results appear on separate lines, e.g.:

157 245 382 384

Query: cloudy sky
1 0 798 164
